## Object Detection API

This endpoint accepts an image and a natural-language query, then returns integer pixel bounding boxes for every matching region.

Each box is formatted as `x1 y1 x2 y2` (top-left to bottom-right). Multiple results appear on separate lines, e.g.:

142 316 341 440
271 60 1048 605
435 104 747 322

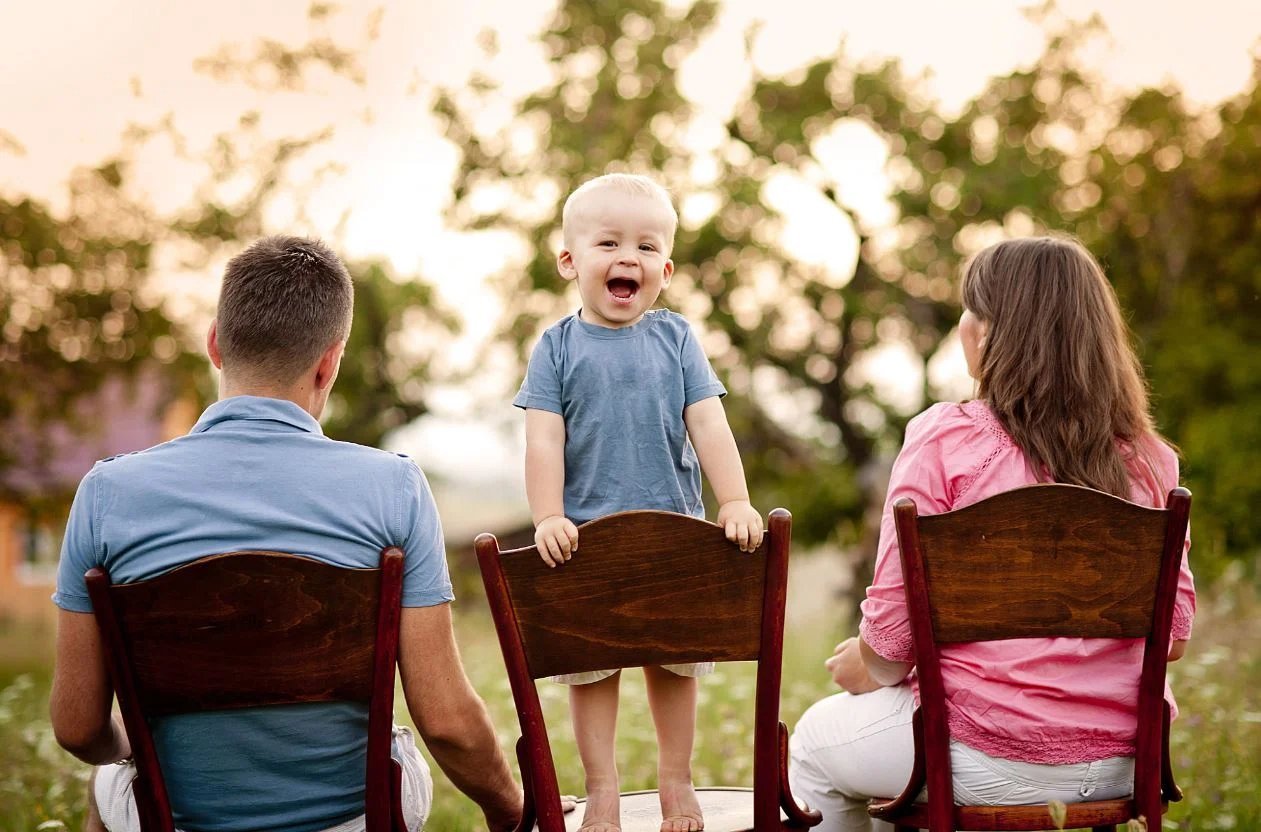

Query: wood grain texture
100 551 381 714
914 484 1168 642
873 798 1141 830
481 509 819 832
498 511 767 679
86 548 407 832
871 484 1191 832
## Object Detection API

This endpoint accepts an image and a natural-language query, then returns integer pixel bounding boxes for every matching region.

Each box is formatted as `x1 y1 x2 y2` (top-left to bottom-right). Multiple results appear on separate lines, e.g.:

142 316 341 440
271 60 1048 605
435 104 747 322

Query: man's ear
557 249 578 281
314 341 345 392
207 320 223 369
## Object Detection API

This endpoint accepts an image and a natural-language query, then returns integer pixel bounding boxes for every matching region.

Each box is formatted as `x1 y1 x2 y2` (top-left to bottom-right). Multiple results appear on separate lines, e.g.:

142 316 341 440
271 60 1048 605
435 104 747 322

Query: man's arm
49 610 131 765
683 396 763 551
524 408 578 566
398 603 522 832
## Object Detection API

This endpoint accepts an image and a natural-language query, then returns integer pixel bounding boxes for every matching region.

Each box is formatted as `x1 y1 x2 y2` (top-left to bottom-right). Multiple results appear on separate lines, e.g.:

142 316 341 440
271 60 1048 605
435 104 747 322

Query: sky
3 0 1259 487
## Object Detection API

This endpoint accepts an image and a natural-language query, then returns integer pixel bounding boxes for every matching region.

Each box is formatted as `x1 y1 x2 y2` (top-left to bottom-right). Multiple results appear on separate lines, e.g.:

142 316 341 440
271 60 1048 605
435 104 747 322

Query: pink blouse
859 400 1195 765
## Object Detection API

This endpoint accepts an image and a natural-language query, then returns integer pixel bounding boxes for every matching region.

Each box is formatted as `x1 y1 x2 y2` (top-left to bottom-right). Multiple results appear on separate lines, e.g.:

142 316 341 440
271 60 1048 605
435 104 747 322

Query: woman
788 236 1196 831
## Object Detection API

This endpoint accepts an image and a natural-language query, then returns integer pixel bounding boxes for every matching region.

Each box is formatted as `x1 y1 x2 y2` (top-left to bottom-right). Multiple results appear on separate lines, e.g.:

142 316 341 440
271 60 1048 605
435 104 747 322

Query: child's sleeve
679 322 726 407
512 334 563 414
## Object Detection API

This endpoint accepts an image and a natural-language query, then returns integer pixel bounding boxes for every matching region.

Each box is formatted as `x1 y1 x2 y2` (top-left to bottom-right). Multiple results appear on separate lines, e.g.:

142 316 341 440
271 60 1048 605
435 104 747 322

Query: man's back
54 395 452 832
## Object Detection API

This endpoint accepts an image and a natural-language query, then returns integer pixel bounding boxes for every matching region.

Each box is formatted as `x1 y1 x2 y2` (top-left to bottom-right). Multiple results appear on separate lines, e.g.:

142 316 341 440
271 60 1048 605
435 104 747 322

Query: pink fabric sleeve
1159 444 1196 640
859 403 995 662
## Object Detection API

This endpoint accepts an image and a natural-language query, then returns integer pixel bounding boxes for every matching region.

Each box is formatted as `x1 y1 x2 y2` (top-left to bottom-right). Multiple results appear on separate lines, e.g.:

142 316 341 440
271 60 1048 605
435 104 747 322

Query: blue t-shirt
513 309 726 523
54 396 454 832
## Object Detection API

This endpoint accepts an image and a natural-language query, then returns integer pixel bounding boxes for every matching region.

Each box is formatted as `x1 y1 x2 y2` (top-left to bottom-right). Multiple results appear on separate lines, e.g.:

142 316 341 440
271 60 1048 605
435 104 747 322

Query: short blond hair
561 173 679 250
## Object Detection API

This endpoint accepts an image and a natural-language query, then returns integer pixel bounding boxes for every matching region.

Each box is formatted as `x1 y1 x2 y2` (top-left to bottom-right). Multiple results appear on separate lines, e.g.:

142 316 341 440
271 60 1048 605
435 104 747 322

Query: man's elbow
415 711 481 752
52 722 109 764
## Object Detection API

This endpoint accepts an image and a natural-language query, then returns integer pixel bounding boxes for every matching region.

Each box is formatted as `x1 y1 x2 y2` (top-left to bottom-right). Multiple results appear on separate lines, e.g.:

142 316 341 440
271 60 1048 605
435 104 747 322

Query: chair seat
869 796 1149 830
551 787 763 832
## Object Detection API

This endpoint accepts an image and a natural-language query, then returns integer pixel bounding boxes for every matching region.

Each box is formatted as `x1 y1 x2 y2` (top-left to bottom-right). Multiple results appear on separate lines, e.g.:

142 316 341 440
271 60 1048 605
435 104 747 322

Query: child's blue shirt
514 309 726 523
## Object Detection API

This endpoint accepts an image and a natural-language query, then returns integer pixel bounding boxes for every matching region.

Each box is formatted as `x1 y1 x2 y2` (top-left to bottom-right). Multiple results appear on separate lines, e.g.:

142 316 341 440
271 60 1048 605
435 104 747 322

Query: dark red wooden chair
476 508 822 832
85 548 407 832
868 484 1191 832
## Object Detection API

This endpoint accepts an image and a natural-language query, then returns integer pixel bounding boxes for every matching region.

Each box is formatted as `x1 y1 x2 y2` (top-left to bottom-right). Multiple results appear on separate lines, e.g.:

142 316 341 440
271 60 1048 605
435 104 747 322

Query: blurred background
2 0 1259 827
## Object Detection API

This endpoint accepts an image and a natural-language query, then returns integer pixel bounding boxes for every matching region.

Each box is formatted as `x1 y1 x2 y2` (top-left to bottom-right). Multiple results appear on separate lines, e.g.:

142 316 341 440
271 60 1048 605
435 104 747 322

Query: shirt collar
191 396 325 436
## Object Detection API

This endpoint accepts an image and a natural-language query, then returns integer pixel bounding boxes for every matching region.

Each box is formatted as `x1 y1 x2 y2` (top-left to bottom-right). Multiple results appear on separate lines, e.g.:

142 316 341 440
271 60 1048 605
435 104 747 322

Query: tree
2 7 460 478
0 162 208 481
435 1 1258 572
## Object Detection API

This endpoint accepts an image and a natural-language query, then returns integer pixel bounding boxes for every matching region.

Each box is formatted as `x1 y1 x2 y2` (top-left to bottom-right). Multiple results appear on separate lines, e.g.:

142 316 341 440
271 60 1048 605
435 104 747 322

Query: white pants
95 725 433 832
788 686 1135 832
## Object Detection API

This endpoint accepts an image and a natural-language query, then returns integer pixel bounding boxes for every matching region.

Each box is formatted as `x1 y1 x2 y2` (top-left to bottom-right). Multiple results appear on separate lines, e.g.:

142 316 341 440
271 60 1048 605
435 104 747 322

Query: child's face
558 188 675 329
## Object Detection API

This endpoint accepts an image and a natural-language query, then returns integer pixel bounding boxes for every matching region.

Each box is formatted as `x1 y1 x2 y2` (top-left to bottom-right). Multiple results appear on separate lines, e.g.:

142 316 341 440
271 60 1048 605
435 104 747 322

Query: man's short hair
217 236 353 384
562 173 679 250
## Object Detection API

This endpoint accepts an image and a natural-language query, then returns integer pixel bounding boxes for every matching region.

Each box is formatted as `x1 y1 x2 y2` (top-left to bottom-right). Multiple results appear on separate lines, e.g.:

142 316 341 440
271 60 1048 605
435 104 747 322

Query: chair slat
497 511 766 679
87 547 406 832
916 485 1168 642
104 551 380 714
871 484 1190 832
478 509 821 832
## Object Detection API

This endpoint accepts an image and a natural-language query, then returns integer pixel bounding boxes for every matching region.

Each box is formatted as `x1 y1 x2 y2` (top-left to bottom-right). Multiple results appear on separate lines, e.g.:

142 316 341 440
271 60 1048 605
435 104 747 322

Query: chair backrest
85 549 404 832
476 509 795 832
894 484 1190 830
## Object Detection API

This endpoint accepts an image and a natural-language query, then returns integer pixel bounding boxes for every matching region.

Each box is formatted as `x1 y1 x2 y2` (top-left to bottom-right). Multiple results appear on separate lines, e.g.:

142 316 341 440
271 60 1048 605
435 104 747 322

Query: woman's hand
825 637 885 695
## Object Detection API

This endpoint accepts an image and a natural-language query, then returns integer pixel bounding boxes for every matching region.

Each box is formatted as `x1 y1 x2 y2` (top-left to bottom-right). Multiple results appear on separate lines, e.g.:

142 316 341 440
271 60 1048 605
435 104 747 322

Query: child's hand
534 515 579 567
717 500 763 552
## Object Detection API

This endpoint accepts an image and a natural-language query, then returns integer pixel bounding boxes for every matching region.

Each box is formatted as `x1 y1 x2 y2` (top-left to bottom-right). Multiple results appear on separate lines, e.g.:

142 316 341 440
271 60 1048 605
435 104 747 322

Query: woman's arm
826 636 913 694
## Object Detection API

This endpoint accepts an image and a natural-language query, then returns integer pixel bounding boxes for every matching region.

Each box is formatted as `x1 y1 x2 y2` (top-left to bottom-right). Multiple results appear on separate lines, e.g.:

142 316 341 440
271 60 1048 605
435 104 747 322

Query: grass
2 559 1259 831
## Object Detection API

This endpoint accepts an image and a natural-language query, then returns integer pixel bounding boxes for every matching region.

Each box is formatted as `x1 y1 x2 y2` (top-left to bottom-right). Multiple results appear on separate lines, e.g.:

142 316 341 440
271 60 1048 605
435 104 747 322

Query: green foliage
4 571 1260 830
323 262 460 447
1 16 460 474
0 167 209 479
435 3 1260 571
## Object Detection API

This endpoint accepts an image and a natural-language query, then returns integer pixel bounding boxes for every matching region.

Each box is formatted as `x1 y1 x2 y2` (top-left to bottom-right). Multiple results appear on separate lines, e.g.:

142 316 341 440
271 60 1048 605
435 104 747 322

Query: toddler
514 173 763 832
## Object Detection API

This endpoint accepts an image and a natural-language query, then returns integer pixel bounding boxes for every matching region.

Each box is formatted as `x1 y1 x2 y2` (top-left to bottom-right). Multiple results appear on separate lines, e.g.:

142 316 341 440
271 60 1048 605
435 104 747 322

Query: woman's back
859 399 1195 764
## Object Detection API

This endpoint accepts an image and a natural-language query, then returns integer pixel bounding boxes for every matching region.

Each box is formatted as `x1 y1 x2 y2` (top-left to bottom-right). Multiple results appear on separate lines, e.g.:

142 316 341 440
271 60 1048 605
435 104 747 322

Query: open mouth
606 277 640 302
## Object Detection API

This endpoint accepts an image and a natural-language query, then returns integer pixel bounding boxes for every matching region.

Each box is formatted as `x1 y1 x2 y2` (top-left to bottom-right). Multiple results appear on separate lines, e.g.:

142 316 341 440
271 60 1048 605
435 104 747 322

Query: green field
3 561 1258 831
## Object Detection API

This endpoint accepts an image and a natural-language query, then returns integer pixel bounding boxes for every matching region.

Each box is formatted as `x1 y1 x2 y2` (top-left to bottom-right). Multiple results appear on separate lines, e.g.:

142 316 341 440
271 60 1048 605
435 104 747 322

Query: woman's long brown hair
962 236 1164 499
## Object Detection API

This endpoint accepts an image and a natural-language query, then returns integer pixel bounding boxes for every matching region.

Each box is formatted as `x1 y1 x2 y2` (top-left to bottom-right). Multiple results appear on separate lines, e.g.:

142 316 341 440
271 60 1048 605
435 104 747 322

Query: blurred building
0 369 197 625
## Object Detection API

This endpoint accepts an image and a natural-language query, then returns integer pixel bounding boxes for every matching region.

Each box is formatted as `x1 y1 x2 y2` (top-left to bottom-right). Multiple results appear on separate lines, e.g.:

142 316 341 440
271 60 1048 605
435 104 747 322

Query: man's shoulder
87 434 190 479
322 438 420 476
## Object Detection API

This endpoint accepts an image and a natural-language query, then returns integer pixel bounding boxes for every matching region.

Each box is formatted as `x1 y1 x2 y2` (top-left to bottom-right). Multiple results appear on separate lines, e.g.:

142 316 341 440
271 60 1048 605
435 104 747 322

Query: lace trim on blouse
954 400 1013 504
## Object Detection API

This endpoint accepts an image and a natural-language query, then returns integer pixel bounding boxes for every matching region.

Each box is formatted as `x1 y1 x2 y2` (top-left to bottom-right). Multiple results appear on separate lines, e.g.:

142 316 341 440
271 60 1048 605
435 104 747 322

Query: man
49 236 523 832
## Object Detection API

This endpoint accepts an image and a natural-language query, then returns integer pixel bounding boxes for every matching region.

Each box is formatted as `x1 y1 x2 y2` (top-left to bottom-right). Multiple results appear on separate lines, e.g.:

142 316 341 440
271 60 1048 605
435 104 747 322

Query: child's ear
662 258 674 287
557 249 578 281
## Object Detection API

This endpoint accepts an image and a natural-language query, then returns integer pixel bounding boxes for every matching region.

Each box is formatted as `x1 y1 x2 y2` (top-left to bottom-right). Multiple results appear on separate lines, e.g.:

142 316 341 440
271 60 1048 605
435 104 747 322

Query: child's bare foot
579 778 621 832
658 778 703 832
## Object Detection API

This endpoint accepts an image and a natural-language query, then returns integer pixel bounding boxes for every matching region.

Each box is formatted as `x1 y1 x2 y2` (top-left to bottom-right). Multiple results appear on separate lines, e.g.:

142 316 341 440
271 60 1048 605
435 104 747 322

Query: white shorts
788 686 1135 832
552 662 715 685
95 725 432 832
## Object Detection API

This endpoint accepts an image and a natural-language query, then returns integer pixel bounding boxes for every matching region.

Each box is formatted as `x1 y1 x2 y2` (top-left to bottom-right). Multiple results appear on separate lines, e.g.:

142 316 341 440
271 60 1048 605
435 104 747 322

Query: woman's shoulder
906 399 1011 448
900 400 1018 503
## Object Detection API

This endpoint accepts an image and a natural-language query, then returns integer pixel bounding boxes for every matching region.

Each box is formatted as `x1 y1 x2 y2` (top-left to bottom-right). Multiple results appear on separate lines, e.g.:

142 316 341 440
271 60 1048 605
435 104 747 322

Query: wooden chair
867 484 1191 832
85 548 407 832
475 509 822 832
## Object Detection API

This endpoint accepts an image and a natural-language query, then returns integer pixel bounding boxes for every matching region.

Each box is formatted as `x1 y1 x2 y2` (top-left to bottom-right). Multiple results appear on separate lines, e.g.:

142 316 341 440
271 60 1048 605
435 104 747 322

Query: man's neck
219 377 320 420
